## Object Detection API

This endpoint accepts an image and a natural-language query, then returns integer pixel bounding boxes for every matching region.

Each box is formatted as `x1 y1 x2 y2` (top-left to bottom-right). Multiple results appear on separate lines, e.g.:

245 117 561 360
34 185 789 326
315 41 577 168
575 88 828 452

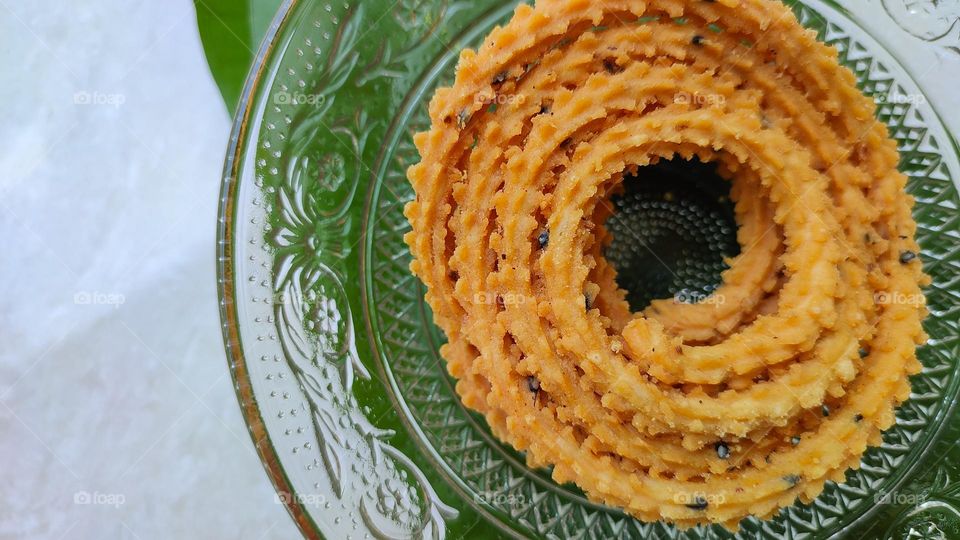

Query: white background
0 1 298 538
0 1 955 539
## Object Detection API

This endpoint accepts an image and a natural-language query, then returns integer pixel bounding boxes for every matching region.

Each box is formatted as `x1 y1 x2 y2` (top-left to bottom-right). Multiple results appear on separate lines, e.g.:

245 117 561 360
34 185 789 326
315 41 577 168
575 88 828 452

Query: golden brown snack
404 0 928 529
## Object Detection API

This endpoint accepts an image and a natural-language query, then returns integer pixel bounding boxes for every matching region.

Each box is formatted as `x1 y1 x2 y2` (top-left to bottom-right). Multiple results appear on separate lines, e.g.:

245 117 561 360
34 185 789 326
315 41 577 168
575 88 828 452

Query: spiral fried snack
404 0 929 529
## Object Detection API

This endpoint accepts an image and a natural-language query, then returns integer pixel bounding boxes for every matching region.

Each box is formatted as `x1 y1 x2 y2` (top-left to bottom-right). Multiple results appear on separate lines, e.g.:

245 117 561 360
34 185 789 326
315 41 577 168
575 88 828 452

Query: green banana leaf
194 0 282 114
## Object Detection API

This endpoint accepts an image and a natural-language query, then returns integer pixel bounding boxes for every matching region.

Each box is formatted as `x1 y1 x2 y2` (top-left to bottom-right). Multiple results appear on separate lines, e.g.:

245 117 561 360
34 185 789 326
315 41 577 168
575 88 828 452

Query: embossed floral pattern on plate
218 1 960 538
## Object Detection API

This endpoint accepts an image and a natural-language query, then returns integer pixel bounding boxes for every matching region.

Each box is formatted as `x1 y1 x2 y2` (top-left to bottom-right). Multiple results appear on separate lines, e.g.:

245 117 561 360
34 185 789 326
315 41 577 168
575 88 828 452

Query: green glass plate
216 0 960 538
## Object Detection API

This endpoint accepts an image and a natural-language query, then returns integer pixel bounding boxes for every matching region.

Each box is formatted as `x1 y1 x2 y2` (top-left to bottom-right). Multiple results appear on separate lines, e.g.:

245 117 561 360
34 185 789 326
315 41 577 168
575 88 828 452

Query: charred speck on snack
603 58 623 73
686 496 709 510
783 474 801 487
538 104 551 115
585 294 593 310
822 405 830 417
854 413 864 423
899 250 917 264
859 347 869 358
492 71 508 85
538 230 549 249
715 442 730 459
790 436 800 446
692 35 705 46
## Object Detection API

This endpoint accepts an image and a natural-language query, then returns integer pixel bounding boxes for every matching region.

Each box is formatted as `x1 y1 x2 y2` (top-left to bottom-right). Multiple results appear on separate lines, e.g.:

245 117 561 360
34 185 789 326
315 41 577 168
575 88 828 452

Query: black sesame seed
859 347 869 359
791 436 801 446
526 375 540 392
492 71 507 85
783 474 801 487
457 109 470 129
716 442 730 459
538 230 549 249
692 35 705 46
822 405 831 417
899 250 917 264
686 496 709 510
854 413 864 423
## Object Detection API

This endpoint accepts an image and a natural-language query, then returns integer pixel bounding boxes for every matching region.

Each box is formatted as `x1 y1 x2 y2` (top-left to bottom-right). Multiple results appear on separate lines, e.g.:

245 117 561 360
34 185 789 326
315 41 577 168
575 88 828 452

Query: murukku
404 0 928 529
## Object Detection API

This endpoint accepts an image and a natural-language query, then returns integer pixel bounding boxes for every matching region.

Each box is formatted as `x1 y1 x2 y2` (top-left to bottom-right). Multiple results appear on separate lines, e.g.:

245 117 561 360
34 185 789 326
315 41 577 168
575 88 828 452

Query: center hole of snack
603 157 740 312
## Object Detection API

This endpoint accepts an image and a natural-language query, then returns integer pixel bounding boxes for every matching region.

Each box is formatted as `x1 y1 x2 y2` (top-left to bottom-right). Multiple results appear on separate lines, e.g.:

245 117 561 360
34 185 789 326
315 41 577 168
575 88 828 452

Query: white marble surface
0 1 299 538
